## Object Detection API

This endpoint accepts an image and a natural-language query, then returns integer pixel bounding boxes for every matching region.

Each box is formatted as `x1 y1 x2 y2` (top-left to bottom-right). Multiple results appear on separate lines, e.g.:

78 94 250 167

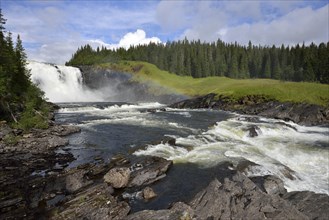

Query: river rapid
55 102 329 211
28 61 328 211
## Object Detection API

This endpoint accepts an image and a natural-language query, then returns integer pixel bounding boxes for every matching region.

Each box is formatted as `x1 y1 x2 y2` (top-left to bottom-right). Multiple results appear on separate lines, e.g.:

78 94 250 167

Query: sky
1 0 328 64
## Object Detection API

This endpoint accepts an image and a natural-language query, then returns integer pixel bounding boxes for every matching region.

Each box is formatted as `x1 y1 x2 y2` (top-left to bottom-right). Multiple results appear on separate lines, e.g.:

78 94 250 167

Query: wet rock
189 173 307 220
48 136 69 148
171 94 329 126
142 187 157 200
250 175 287 196
283 191 329 220
51 183 130 220
247 125 260 137
126 202 194 220
49 125 81 136
128 157 172 187
236 159 259 173
110 154 130 166
104 167 131 188
65 170 93 194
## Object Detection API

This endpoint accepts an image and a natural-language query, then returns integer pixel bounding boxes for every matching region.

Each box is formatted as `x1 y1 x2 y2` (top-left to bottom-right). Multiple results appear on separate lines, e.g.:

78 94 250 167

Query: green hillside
99 61 329 106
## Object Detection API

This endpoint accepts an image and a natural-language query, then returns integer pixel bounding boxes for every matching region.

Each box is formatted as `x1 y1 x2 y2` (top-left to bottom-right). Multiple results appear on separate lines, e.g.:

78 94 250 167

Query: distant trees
67 36 329 84
0 9 49 129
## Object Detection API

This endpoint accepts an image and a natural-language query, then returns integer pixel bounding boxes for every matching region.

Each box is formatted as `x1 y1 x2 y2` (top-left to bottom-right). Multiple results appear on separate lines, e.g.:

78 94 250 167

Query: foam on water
134 116 329 194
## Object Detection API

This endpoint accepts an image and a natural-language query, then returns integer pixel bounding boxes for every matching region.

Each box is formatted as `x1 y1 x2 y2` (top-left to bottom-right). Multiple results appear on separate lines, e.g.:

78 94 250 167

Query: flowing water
29 62 329 211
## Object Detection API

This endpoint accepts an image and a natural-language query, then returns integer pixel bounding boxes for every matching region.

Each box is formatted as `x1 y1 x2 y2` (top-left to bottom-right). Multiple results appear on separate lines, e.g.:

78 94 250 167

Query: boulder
51 183 130 220
250 175 287 196
125 202 194 220
189 173 307 219
47 136 69 148
283 191 329 220
142 187 157 200
104 167 131 188
65 170 93 194
128 157 172 187
247 125 260 137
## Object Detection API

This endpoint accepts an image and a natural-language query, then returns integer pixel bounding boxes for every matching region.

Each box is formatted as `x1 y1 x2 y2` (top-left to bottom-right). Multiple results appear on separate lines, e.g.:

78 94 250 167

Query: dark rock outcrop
170 93 329 126
283 191 329 220
0 123 80 219
188 173 307 220
125 202 194 220
79 66 187 104
128 173 314 220
104 167 131 188
250 175 287 196
128 157 172 187
50 183 130 220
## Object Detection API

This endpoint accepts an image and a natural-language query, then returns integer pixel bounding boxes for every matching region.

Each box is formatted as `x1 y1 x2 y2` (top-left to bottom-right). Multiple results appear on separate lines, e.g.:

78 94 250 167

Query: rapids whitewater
28 61 329 210
56 103 329 195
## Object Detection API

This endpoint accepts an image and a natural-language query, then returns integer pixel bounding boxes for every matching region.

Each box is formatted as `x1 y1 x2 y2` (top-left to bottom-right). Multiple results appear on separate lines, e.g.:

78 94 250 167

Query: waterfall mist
28 61 105 102
28 61 185 103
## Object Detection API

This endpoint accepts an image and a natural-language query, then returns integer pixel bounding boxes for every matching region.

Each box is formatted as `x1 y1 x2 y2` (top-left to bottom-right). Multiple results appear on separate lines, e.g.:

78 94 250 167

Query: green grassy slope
99 61 329 106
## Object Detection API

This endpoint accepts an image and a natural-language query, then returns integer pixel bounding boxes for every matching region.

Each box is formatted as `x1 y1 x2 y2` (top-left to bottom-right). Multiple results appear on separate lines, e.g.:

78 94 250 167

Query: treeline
67 39 329 84
0 9 49 129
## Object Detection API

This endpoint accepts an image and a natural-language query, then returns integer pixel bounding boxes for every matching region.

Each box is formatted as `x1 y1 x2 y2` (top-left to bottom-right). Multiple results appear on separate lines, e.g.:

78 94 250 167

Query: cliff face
79 66 187 104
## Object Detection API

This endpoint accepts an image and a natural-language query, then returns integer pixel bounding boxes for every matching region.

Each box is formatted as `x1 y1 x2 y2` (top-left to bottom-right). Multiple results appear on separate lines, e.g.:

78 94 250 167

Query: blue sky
2 0 328 64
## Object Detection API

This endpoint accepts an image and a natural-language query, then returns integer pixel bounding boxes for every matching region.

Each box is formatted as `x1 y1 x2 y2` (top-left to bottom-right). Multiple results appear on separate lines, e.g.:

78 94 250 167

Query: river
55 102 329 211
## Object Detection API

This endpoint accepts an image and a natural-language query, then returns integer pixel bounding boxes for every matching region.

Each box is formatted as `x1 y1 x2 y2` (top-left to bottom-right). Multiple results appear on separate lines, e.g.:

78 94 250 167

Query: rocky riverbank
1 101 329 219
170 93 329 126
0 122 80 219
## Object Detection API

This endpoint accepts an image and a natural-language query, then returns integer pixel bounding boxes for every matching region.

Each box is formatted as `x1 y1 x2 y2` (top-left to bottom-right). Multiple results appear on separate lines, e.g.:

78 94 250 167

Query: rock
65 170 93 194
247 125 260 137
236 159 259 173
170 94 329 126
189 173 307 220
283 191 329 220
51 183 130 220
0 123 13 140
142 187 157 200
126 202 194 220
104 167 131 188
128 157 172 187
49 125 81 136
250 175 287 196
47 136 69 148
110 154 130 166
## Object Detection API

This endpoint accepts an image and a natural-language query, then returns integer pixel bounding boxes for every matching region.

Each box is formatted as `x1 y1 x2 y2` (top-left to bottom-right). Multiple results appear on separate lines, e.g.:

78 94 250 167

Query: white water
29 60 328 195
27 61 104 102
134 116 329 194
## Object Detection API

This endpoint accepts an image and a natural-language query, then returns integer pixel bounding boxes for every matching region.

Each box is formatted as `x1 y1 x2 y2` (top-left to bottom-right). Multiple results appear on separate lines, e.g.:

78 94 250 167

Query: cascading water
134 115 329 194
27 61 104 102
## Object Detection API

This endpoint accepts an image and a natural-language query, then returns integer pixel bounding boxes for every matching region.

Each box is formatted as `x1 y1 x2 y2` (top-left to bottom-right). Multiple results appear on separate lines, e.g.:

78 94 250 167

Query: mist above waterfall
27 61 185 103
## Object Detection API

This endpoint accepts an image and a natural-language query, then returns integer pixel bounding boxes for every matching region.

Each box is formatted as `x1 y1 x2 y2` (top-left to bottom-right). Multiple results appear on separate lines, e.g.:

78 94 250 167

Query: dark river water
55 102 329 211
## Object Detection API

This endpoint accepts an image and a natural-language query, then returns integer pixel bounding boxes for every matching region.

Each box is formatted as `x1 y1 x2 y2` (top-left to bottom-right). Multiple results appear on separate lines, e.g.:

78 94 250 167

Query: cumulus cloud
3 1 160 64
3 0 328 64
156 0 329 45
114 29 161 49
27 30 161 64
219 5 328 46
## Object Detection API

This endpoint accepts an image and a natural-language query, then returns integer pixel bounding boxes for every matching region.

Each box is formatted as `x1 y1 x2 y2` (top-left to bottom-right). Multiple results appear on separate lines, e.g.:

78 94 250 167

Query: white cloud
3 0 328 64
27 29 161 64
219 5 329 46
156 0 328 45
116 29 161 49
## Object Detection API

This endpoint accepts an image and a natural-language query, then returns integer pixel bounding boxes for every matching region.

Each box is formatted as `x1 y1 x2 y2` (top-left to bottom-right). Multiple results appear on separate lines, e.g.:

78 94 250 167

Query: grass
98 61 329 106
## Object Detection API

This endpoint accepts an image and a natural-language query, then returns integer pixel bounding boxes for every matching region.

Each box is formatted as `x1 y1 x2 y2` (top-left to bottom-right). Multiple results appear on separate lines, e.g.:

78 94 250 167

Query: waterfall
27 61 104 102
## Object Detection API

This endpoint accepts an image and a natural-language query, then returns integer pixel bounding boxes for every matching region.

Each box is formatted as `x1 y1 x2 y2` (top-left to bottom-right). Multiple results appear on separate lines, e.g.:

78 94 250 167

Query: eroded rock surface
170 93 329 126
